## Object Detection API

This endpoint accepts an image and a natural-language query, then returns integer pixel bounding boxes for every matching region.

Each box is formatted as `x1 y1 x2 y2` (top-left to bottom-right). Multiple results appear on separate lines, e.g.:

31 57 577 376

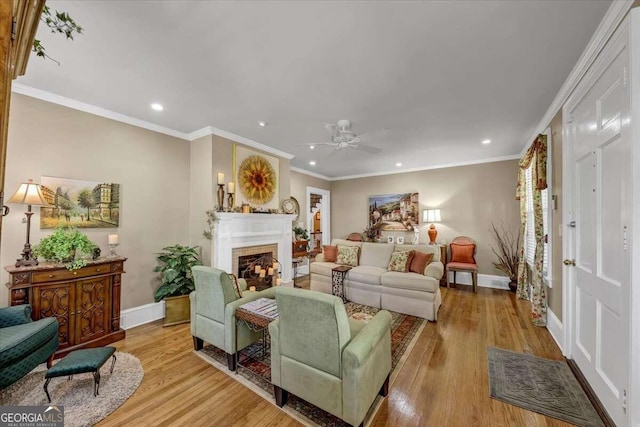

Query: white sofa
310 239 443 321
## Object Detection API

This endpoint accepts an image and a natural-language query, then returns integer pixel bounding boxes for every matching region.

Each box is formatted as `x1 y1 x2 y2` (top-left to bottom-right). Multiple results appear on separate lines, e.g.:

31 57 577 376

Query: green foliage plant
33 5 84 65
292 226 309 241
33 226 98 270
154 245 202 302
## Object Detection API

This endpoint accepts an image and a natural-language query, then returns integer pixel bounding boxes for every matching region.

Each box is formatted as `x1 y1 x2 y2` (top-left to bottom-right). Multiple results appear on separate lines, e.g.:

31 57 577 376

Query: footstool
44 347 117 402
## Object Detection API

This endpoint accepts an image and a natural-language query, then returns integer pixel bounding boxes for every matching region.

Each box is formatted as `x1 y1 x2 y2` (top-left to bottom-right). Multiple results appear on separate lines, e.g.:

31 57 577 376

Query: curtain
515 134 547 326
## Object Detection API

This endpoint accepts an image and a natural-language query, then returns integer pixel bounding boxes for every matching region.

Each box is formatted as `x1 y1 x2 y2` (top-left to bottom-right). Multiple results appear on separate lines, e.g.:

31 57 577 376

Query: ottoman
44 347 117 402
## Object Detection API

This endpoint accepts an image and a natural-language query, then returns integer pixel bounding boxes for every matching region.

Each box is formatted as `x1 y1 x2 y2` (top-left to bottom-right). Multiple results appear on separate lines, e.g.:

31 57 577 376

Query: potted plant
154 244 202 326
292 226 309 241
489 222 520 292
33 226 98 270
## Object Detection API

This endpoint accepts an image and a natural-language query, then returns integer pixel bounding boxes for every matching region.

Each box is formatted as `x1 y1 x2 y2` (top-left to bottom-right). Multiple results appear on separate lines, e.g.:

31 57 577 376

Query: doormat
195 302 425 426
487 347 604 427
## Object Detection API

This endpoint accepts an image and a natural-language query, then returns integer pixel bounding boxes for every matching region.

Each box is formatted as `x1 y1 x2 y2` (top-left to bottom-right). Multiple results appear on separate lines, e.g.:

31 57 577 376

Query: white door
564 23 631 426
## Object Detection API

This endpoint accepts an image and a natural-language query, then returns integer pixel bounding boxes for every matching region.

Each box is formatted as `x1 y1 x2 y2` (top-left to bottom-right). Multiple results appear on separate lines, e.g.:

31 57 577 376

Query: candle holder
217 184 225 211
241 255 282 291
227 192 234 210
109 243 119 258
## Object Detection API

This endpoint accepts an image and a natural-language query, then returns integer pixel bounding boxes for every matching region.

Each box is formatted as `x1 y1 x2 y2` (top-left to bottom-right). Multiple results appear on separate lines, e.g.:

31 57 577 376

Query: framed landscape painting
369 193 419 231
39 176 120 229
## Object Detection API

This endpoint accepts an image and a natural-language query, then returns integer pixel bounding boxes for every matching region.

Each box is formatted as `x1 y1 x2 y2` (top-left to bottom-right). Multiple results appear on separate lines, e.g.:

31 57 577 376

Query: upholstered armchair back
191 266 238 323
275 287 351 378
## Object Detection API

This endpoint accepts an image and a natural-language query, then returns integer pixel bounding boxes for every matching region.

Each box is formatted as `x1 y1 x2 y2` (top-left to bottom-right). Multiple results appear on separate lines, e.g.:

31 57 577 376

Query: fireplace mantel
211 213 297 284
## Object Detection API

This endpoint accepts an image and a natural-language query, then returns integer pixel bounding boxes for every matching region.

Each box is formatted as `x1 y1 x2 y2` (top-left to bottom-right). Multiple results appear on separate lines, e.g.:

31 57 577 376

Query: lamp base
428 224 438 245
15 243 38 267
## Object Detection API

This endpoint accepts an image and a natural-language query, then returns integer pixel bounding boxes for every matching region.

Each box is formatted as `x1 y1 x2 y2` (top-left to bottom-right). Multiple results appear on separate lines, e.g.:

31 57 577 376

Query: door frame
306 186 330 246
562 13 638 424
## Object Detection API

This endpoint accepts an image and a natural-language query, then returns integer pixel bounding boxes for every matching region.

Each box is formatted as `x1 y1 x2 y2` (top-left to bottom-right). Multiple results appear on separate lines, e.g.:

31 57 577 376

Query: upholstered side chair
446 236 478 292
269 287 392 427
190 266 275 371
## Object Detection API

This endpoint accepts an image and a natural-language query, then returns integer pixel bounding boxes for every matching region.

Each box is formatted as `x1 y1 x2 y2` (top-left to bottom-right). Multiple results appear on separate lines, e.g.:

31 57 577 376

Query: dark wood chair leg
379 374 390 397
453 271 457 287
226 352 237 371
274 385 289 407
46 353 55 369
193 336 203 351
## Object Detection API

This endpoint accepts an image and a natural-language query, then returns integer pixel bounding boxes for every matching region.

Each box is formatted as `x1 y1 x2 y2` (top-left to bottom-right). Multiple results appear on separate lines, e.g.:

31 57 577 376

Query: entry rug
487 347 604 427
0 352 143 427
196 302 425 427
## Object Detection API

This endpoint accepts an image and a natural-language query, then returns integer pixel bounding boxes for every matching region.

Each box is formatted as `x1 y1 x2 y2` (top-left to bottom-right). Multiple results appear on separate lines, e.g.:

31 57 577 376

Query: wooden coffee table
235 298 279 369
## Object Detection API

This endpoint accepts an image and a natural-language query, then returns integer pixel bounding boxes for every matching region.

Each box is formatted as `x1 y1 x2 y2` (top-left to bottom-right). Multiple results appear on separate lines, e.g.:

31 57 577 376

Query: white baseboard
120 301 165 330
446 272 511 290
546 308 564 353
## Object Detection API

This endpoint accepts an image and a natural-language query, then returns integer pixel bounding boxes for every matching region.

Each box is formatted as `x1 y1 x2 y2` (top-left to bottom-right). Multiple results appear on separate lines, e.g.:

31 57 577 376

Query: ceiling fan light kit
299 119 382 155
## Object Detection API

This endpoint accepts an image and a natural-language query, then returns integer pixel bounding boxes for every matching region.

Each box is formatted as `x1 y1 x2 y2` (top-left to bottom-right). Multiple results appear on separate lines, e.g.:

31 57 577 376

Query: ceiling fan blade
352 144 382 154
295 142 338 147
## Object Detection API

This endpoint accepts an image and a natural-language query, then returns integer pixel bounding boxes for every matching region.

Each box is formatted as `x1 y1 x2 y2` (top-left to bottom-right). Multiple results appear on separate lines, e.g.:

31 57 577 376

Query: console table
5 257 127 358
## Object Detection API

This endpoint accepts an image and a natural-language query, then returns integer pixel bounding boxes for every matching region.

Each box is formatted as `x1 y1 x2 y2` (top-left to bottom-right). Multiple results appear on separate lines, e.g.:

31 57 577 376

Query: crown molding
518 0 634 157
188 126 295 160
330 154 521 181
11 83 190 140
290 166 331 181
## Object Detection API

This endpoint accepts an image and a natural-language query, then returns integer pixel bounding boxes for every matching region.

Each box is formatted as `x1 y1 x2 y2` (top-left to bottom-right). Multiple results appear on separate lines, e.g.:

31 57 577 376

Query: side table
331 265 351 302
235 298 279 371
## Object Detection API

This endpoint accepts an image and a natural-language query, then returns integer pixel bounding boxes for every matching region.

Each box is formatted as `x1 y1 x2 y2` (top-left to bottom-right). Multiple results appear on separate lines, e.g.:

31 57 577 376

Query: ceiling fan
301 119 382 154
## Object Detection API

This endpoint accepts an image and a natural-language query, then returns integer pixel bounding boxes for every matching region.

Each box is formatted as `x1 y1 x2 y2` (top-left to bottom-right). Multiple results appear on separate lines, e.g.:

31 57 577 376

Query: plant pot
508 280 517 293
163 294 190 327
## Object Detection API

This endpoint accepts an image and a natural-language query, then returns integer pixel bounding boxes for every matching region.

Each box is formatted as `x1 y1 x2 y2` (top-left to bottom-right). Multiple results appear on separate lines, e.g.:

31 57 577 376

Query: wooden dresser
5 257 127 358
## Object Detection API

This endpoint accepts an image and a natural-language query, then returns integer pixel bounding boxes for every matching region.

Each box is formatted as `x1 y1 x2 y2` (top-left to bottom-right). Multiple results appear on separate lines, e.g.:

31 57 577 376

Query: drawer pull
96 268 101 272
48 274 54 278
73 272 77 275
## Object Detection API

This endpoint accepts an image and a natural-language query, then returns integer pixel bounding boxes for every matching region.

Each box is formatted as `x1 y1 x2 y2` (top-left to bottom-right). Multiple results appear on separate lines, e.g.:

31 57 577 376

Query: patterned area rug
196 302 425 427
0 352 143 427
487 347 604 427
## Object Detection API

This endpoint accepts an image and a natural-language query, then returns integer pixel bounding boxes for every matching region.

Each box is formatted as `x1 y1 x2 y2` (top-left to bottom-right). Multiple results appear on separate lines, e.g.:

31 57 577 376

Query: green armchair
0 304 59 388
190 266 276 371
269 287 392 427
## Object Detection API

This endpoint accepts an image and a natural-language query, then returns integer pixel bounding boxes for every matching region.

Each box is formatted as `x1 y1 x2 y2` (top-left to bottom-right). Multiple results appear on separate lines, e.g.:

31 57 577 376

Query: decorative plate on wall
238 155 277 205
281 197 300 222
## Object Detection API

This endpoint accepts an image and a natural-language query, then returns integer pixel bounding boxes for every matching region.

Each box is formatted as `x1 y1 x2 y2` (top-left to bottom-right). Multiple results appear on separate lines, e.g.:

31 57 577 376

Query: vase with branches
489 222 520 292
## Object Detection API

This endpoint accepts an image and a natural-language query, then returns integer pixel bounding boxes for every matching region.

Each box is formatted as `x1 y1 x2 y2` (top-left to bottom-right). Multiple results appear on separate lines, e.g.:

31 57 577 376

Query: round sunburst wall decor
238 155 277 205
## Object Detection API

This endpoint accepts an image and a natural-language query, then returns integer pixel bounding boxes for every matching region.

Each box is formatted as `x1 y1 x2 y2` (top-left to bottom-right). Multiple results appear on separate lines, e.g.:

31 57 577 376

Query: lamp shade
423 209 441 223
8 179 50 206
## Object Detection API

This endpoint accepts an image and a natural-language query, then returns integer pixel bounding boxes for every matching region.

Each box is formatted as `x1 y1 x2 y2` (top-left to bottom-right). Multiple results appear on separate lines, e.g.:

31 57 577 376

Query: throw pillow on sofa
410 251 434 275
323 245 338 262
388 250 415 272
450 244 475 263
336 245 359 267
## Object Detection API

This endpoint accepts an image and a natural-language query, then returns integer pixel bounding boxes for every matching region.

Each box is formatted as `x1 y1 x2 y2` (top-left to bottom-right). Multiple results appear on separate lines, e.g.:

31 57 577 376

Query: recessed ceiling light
309 145 315 149
258 121 267 127
309 161 316 166
151 103 163 111
396 162 402 167
482 139 491 144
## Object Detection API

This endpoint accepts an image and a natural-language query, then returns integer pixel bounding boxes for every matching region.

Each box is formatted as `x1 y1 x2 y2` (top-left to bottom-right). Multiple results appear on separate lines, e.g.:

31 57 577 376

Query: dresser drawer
32 264 110 283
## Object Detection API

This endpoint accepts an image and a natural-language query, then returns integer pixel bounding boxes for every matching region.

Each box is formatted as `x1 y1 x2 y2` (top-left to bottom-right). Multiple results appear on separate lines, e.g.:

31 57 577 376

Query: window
523 129 552 286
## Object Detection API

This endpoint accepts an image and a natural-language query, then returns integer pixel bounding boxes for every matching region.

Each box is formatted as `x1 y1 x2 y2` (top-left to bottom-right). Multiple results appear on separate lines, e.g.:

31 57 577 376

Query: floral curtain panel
515 134 547 326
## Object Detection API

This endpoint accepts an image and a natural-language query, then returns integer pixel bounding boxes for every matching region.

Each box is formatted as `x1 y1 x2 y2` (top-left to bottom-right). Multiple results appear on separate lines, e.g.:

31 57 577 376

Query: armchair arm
0 305 32 328
237 278 248 292
425 261 444 280
342 310 392 426
268 319 282 387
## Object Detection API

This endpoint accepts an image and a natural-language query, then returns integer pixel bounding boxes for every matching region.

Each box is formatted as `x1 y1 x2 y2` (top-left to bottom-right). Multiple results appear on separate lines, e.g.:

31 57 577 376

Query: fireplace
211 213 296 285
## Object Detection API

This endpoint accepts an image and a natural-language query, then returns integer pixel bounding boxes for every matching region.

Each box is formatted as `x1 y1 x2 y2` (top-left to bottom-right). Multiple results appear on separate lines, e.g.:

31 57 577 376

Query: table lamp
423 209 441 245
8 179 50 267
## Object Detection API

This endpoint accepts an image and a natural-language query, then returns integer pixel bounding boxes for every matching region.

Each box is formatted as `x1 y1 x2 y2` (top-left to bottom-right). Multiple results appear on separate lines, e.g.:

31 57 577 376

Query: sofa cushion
450 244 475 263
395 244 440 262
331 239 362 248
359 243 395 269
337 245 359 267
0 318 58 368
323 245 338 262
381 272 439 293
410 251 434 275
349 266 386 286
310 261 340 276
387 250 414 272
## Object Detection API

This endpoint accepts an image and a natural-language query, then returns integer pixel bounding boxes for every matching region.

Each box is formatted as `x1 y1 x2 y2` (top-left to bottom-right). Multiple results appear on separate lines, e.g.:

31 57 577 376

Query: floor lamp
8 179 50 267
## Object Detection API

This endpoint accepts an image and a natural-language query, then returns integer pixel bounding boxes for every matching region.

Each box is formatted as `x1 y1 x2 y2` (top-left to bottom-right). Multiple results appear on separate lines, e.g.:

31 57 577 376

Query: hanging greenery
32 5 84 65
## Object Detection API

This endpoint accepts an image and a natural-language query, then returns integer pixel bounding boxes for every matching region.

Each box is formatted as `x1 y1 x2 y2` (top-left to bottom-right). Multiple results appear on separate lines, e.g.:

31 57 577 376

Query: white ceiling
18 0 612 179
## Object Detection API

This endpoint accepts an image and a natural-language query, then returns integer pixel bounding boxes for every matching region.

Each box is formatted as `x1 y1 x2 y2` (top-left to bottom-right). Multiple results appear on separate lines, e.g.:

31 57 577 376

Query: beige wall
290 171 331 228
1 94 191 309
548 110 563 317
330 160 520 275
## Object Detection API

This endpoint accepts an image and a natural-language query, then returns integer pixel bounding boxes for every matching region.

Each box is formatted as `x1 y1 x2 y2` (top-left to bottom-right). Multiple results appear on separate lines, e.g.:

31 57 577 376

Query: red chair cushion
409 252 434 275
323 245 338 262
450 243 475 263
447 261 478 270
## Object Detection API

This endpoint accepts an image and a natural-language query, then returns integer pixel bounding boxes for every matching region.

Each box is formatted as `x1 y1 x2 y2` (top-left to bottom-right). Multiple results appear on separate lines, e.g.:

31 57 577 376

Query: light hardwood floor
98 282 569 427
